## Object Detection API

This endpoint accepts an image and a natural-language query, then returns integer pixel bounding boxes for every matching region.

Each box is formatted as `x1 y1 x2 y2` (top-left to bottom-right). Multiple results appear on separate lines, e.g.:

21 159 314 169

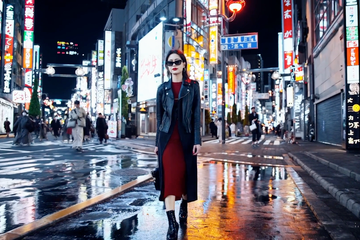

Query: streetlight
218 0 245 144
45 67 55 75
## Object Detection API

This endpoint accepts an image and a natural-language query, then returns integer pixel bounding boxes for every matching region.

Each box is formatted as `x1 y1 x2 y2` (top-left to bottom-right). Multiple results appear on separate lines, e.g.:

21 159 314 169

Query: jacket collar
164 77 192 90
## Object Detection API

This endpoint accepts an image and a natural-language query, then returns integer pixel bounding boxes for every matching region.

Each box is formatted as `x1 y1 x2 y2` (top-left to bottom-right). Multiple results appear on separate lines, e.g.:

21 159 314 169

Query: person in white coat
70 100 86 152
216 118 222 143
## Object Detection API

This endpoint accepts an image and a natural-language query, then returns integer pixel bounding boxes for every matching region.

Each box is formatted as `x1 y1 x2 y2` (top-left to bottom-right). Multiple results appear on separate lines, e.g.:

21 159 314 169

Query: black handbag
151 168 160 190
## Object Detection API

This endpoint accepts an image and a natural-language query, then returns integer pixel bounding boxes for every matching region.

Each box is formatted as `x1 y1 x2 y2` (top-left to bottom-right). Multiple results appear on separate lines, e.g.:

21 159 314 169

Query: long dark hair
165 50 189 81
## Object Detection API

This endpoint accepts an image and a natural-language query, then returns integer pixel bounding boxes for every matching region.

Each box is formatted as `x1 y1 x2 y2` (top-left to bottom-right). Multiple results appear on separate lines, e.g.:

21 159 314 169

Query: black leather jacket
155 79 201 146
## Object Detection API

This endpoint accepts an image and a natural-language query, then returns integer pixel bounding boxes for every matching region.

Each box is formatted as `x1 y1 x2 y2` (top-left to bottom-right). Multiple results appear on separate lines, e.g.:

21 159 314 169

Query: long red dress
162 81 186 200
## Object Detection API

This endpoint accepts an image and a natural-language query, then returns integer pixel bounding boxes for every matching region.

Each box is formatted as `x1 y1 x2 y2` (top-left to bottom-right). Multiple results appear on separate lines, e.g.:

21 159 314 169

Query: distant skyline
36 0 281 99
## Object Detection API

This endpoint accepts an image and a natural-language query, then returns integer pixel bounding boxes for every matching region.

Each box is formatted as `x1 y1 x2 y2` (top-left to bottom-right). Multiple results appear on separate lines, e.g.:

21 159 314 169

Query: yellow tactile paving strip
0 174 152 240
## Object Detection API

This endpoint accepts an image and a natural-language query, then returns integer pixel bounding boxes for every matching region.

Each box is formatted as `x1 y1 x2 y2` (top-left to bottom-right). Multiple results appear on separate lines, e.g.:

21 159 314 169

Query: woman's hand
154 146 158 155
193 144 201 155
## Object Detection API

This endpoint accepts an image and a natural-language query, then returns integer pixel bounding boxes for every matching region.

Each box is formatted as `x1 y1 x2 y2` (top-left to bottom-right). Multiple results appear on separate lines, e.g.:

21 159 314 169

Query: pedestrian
13 111 32 146
62 117 71 143
209 119 217 138
51 116 62 139
154 49 201 240
217 118 222 142
96 113 108 144
28 116 36 144
83 113 92 142
230 122 236 137
4 118 11 138
39 118 48 141
13 115 19 137
70 100 86 152
248 107 260 146
34 115 41 138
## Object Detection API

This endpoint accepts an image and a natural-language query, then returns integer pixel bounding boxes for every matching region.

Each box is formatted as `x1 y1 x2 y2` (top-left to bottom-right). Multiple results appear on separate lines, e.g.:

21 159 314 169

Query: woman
249 107 260 146
84 113 92 142
13 111 31 146
39 118 48 141
70 100 86 152
96 113 108 144
154 50 201 239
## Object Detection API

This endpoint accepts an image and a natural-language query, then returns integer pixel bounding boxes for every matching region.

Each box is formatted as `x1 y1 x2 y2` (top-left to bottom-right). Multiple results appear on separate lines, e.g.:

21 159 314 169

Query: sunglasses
166 60 182 66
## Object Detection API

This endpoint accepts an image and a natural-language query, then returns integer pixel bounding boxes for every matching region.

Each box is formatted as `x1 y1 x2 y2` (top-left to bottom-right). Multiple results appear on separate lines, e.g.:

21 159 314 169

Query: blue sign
220 33 258 50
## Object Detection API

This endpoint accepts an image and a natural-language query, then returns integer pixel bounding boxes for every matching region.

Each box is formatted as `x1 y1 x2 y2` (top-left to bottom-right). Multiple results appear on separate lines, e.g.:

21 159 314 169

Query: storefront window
314 0 342 44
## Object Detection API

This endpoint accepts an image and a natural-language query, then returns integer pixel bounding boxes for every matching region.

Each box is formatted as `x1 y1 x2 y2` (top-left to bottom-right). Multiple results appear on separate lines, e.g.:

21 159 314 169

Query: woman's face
166 53 186 76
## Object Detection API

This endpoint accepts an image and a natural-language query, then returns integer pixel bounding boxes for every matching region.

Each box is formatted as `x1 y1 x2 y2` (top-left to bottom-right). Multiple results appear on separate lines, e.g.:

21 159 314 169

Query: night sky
35 0 281 99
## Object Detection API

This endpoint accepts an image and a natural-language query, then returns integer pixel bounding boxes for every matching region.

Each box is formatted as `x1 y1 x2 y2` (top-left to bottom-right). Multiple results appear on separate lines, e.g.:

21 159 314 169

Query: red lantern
227 0 246 12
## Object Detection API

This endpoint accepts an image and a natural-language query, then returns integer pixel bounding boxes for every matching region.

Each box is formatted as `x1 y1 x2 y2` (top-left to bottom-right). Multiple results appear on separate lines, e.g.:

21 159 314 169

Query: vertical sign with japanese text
228 66 236 94
91 50 97 112
282 0 293 71
104 31 112 90
3 4 14 94
209 0 218 64
97 39 104 66
23 0 34 69
344 0 360 149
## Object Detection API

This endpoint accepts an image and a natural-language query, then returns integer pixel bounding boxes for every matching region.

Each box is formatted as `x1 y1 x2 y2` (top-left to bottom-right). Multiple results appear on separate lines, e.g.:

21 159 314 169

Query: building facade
300 0 359 149
0 0 26 134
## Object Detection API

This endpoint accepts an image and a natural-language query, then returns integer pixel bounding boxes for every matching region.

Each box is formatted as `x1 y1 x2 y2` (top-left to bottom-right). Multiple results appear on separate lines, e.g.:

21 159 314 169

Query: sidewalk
0 134 14 138
284 140 360 238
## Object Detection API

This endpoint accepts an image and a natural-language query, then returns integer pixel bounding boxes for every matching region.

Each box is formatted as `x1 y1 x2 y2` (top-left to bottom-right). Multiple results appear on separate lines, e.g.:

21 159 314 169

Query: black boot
179 199 188 227
166 210 179 240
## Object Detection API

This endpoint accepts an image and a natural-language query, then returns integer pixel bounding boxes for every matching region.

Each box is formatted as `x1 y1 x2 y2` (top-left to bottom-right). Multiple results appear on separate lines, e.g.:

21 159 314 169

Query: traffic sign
220 33 258 51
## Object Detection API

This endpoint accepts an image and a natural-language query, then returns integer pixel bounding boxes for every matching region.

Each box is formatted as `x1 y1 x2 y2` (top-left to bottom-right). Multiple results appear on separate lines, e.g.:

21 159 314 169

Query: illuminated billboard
344 0 360 149
282 0 294 71
56 41 79 55
104 31 112 89
23 0 34 69
98 40 104 66
3 4 14 94
138 22 163 102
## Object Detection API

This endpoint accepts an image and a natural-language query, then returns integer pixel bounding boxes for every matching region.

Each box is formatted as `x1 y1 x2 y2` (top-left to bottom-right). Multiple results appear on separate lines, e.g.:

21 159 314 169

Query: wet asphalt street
0 134 341 239
0 135 157 235
22 160 330 239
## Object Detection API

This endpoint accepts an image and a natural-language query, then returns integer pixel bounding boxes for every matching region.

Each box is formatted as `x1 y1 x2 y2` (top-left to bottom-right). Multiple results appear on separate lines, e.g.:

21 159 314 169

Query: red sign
282 0 293 70
284 51 293 70
24 5 34 31
347 47 359 66
282 0 293 39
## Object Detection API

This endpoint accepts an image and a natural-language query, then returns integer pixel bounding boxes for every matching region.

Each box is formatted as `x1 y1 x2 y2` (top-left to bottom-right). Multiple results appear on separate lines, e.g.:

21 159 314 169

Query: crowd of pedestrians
3 101 110 151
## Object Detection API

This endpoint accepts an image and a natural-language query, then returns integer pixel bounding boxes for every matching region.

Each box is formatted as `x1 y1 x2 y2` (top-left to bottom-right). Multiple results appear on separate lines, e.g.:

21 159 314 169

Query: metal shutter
316 94 341 145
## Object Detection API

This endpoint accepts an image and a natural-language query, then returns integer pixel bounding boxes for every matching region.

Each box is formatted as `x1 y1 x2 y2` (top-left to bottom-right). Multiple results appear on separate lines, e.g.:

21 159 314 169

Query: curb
0 174 152 240
304 152 360 182
283 154 357 240
288 152 360 220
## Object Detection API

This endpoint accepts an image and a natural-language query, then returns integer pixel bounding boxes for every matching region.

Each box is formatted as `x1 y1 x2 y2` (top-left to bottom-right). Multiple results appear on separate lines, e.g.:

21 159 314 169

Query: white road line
274 140 280 145
263 140 271 145
0 156 32 163
229 139 246 144
204 139 220 144
226 139 238 144
242 139 253 144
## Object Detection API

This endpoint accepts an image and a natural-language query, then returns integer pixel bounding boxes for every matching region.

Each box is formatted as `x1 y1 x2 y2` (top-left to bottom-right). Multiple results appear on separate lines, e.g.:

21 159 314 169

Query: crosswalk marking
203 137 283 146
226 139 238 144
229 139 245 144
242 139 253 144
